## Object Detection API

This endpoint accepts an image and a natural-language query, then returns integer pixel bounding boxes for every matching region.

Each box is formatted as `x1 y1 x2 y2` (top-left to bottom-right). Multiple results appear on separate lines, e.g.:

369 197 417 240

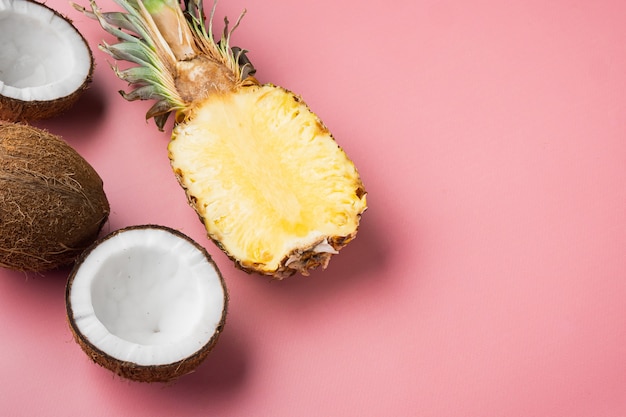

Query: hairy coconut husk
0 122 109 271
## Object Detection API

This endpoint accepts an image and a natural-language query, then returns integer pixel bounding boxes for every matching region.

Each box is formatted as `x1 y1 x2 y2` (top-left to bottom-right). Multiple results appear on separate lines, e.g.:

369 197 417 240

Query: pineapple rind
169 85 366 277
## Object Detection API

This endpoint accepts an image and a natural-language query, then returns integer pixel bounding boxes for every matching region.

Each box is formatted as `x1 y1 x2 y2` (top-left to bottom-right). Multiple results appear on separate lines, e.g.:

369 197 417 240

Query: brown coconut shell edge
65 225 229 383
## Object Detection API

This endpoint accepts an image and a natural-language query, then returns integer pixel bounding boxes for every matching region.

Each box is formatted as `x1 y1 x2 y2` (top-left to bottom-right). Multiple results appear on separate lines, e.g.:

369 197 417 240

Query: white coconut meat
0 0 91 101
67 226 227 380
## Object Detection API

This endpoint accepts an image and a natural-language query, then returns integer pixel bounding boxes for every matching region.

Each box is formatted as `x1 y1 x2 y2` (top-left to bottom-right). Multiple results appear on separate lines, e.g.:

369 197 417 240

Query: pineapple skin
169 84 367 278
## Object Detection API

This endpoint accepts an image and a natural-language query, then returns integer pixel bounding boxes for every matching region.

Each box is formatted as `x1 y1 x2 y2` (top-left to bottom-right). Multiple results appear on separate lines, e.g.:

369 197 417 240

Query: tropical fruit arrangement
0 0 367 381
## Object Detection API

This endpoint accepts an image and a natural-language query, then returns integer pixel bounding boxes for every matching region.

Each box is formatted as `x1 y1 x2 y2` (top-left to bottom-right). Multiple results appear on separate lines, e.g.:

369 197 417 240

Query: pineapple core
169 85 366 275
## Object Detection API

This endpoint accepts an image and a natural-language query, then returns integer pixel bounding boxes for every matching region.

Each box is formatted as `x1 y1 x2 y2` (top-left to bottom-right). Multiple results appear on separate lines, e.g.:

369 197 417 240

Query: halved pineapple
76 0 367 278
170 84 365 276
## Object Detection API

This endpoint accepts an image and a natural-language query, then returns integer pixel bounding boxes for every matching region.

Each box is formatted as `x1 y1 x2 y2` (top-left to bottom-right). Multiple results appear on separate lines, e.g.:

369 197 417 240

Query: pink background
2 0 625 415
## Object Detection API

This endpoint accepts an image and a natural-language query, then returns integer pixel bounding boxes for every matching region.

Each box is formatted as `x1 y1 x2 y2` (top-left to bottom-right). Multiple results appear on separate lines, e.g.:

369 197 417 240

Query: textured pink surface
1 0 625 415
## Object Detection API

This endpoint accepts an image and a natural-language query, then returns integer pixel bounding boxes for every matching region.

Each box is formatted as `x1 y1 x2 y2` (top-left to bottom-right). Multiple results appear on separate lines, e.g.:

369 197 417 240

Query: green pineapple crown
74 0 256 130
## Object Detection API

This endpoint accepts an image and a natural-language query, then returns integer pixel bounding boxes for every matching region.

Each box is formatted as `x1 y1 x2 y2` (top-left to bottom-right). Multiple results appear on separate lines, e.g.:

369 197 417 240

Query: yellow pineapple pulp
77 0 367 278
171 85 365 275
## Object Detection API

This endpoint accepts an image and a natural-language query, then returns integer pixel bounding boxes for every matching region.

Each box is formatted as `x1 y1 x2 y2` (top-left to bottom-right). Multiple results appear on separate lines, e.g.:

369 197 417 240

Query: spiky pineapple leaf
75 0 255 130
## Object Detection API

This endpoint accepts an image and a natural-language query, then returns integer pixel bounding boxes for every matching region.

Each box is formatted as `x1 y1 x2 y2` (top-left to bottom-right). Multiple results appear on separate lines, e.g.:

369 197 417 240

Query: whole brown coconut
0 122 109 271
0 0 94 122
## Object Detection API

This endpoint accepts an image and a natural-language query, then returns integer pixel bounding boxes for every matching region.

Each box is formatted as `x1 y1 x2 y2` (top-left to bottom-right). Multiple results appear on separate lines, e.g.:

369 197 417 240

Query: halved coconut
0 0 93 121
66 225 228 382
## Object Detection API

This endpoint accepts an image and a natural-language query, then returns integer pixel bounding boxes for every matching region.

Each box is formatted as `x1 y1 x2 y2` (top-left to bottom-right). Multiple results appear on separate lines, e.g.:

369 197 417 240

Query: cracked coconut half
76 0 367 278
0 0 93 121
66 225 228 382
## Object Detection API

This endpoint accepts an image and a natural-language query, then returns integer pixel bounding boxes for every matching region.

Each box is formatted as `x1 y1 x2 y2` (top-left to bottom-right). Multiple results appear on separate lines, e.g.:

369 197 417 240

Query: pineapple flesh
77 0 367 278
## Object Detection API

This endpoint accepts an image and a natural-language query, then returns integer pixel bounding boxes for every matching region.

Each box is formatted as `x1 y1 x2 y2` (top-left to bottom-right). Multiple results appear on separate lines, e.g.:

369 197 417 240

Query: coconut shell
0 122 109 271
65 225 228 382
0 82 93 123
0 0 94 122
